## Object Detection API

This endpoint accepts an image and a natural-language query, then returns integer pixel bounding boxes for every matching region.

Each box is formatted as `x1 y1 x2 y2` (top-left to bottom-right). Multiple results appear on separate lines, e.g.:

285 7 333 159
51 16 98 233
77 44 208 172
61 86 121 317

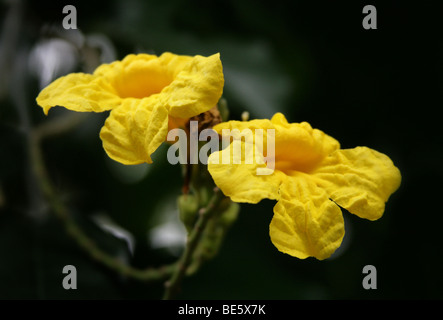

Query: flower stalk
163 187 225 300
28 121 175 283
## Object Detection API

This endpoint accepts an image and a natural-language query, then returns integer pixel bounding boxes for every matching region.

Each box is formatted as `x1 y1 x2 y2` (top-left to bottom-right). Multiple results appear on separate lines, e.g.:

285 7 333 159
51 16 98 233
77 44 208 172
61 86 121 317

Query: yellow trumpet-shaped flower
208 113 401 260
36 52 224 164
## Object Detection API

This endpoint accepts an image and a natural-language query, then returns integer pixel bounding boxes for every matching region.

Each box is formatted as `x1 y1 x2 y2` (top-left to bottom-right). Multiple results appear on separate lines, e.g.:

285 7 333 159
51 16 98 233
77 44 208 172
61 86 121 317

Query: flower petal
100 98 169 164
208 139 286 203
312 146 401 220
36 73 121 115
213 118 275 134
166 53 224 119
269 175 345 260
270 114 340 174
213 113 340 174
94 52 193 99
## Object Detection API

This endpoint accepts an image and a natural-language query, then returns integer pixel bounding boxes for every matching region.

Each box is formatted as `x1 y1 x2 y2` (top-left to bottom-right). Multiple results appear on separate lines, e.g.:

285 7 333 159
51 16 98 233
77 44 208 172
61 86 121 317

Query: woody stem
28 122 174 283
162 188 224 300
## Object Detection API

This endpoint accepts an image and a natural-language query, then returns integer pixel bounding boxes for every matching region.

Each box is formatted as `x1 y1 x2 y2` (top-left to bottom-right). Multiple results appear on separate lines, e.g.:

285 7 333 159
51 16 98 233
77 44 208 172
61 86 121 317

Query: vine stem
28 128 175 282
27 114 225 292
163 188 224 300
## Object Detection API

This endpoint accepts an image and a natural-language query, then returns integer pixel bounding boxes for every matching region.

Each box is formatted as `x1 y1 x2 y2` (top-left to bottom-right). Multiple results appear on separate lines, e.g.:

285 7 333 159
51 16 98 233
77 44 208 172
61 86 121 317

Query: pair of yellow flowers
36 52 401 260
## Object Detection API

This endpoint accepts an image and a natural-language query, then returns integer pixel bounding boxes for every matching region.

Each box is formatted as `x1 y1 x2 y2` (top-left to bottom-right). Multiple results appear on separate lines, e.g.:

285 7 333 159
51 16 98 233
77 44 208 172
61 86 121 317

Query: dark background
0 0 442 299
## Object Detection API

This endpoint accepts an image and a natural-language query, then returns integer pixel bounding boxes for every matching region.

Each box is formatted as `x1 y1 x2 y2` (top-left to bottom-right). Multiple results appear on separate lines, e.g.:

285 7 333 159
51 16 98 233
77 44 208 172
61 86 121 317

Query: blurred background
0 0 442 299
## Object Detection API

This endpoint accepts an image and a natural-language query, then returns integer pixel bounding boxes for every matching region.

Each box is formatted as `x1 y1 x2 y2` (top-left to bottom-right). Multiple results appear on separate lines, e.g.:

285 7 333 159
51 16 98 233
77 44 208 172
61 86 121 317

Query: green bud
177 194 199 233
191 200 240 263
217 97 229 122
219 201 240 227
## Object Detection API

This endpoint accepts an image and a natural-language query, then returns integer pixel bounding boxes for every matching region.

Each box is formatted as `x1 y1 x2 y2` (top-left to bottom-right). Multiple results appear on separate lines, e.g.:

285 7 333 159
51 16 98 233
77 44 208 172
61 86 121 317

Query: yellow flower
208 113 401 260
36 52 224 164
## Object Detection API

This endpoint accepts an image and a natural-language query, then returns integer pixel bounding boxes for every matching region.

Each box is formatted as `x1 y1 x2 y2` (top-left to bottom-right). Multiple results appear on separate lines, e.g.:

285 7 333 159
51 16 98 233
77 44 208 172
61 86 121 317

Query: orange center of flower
112 65 174 99
273 139 326 174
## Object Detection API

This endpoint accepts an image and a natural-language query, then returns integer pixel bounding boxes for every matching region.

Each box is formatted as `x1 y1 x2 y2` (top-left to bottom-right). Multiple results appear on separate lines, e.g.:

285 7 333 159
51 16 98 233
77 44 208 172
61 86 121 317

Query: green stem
162 188 224 300
28 131 174 282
